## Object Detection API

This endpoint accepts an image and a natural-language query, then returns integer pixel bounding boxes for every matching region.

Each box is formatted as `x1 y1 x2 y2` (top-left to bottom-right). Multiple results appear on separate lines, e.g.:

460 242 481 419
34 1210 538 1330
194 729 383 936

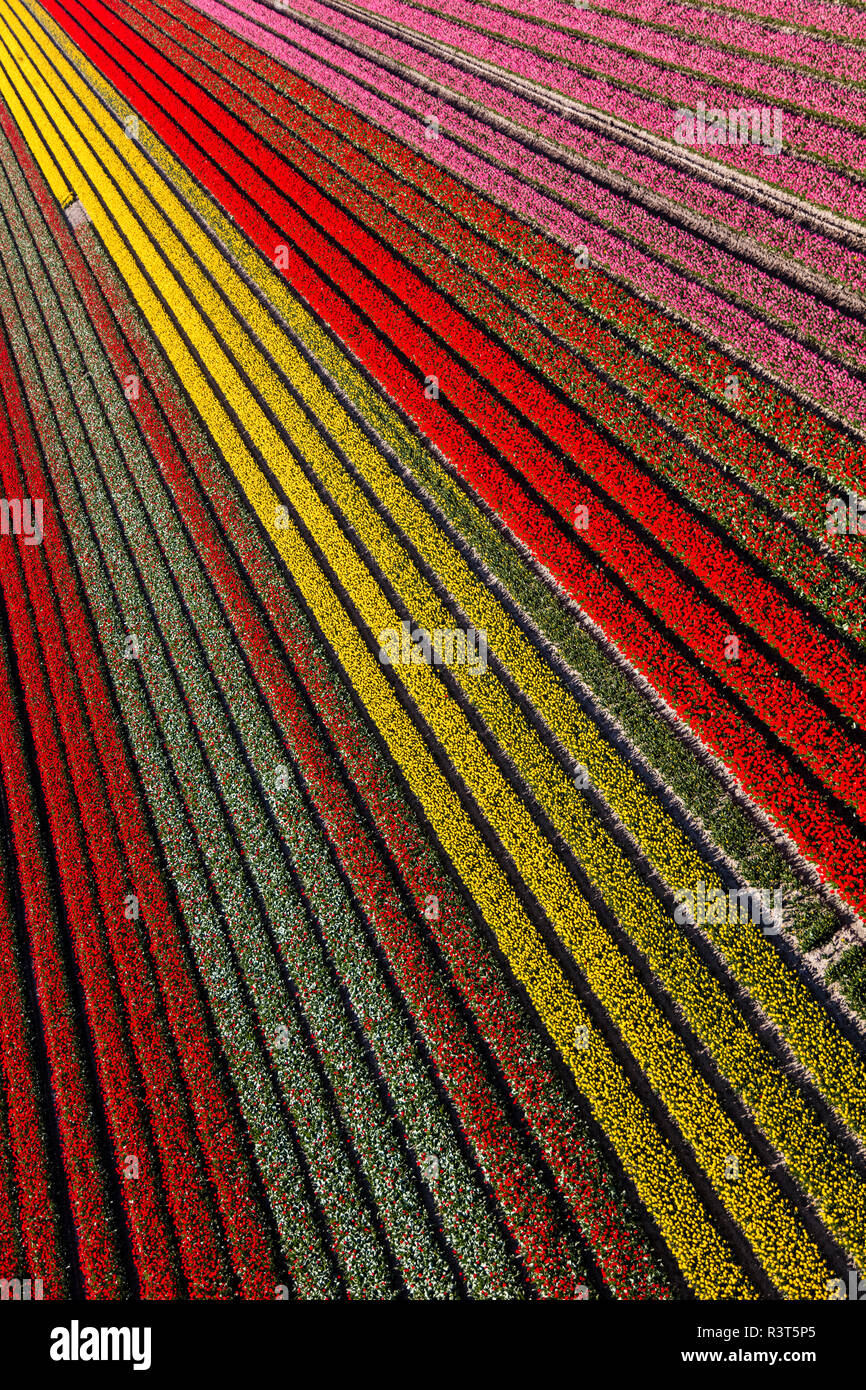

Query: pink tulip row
492 0 866 83
221 0 866 262
386 0 866 125
660 0 866 44
203 0 866 428
294 0 866 178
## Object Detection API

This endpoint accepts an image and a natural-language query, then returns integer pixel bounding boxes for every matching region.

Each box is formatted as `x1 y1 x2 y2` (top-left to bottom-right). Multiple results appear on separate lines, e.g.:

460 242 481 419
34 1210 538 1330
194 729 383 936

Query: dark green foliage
827 945 866 1015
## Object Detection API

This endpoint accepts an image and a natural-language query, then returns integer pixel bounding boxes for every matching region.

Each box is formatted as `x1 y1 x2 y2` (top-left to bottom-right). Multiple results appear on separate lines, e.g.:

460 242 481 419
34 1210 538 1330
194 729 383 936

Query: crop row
0 83 592 1299
35 0 866 906
109 0 866 519
118 0 866 667
96 325 601 1297
20 20 856 1294
63 113 676 1295
327 484 866 1270
0 513 127 1296
75 364 531 1301
347 0 866 134
5 83 630 1299
1 217 422 1301
3 19 769 1294
0 229 292 1299
188 0 866 432
98 0 865 733
23 0 861 1128
0 719 67 1295
219 0 866 434
580 0 866 78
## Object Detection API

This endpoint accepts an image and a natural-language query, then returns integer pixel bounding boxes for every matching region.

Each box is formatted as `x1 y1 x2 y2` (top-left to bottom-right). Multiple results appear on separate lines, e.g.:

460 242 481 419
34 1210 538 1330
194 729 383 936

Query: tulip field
0 0 864 1303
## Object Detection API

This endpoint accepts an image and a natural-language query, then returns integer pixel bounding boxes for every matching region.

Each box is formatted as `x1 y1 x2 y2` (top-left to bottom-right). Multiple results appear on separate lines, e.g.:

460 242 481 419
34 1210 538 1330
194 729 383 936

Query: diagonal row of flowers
18 0 866 1167
43 285 551 1304
0 214 303 1295
99 0 866 642
87 334 611 1301
0 660 126 1295
21 0 866 902
0 1035 22 1283
64 97 675 1298
1 95 410 1301
95 309 621 1301
0 682 69 1296
185 0 866 427
20 21 866 1297
0 407 130 1298
0 206 373 1300
225 0 866 202
102 0 866 494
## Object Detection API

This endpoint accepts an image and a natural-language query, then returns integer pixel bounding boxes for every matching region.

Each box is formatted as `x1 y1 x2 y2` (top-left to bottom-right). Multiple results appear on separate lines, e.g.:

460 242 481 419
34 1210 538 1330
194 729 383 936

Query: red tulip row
12 225 392 1297
146 0 866 524
0 342 227 1296
123 0 866 642
6 38 489 1295
0 116 372 1297
2 114 289 1299
0 1068 20 1279
86 113 670 1284
0 803 66 1295
177 88 866 807
85 200 673 1296
0 317 340 1301
0 430 130 1296
78 0 866 739
43 0 866 914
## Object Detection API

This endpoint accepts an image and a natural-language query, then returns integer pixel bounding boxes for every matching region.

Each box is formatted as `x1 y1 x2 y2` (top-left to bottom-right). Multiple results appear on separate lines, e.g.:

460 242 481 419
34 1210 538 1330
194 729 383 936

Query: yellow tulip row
27 0 866 1168
0 0 844 1296
309 454 866 1272
63 37 866 1272
120 28 866 1152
